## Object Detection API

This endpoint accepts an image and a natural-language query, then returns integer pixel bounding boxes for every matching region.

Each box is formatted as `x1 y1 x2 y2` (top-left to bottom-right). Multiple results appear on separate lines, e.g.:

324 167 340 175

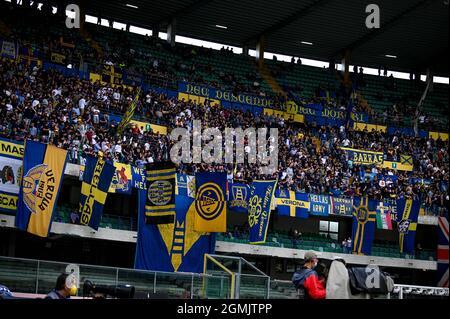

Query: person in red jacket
292 251 326 299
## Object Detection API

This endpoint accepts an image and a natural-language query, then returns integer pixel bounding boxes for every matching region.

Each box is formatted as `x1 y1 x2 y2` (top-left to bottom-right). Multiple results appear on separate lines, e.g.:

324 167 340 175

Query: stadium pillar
152 24 160 38
256 35 266 68
167 18 177 47
341 49 352 88
242 44 249 56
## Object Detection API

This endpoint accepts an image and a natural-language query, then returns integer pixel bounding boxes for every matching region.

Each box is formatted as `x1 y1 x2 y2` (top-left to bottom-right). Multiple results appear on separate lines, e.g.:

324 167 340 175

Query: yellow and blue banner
79 155 115 230
309 194 332 216
194 172 227 233
397 198 420 254
145 162 176 225
16 141 67 237
275 189 309 219
229 183 251 214
108 162 132 194
0 138 24 214
135 191 216 273
340 147 384 165
248 180 277 244
352 197 377 255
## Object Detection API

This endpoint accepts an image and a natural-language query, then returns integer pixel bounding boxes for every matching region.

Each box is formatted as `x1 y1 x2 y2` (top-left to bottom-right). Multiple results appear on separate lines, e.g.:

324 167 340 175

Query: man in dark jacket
292 251 326 299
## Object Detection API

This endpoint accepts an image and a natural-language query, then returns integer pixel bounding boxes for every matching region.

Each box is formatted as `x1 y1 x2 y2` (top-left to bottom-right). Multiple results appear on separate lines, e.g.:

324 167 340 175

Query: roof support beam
331 0 435 59
244 0 334 45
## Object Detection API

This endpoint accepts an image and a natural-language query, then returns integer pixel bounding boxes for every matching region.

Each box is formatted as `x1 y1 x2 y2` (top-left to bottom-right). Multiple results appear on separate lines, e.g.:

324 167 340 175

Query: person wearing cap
291 251 326 299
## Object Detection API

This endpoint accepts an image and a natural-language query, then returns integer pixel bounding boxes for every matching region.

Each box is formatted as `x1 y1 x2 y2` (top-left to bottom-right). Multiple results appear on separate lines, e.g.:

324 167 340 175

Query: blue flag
248 180 277 244
229 183 251 213
352 197 377 255
397 198 420 254
309 194 331 216
78 155 115 230
135 191 216 273
275 189 309 219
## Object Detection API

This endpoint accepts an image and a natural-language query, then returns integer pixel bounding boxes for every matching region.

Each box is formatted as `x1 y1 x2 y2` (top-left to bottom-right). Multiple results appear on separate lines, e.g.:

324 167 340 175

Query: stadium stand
0 1 448 300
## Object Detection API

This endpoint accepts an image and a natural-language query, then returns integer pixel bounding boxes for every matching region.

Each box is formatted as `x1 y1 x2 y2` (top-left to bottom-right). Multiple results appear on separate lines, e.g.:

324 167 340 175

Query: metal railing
0 256 228 299
390 284 449 299
204 254 271 299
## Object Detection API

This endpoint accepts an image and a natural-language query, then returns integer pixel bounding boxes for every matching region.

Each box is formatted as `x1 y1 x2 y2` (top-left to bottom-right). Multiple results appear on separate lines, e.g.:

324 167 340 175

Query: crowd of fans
0 56 448 216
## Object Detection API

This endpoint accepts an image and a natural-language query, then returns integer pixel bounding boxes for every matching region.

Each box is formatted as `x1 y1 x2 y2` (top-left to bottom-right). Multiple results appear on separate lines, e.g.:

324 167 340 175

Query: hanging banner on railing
331 197 353 217
309 194 331 216
178 82 275 108
0 138 24 213
340 147 384 165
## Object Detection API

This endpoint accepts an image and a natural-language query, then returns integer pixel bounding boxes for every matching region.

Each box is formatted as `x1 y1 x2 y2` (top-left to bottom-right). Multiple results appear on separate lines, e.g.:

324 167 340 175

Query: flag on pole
117 87 141 136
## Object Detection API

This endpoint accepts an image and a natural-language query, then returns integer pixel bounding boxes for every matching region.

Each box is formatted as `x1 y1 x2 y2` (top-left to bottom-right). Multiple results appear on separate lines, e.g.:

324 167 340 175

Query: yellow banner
382 161 413 172
27 145 67 237
50 52 66 65
0 193 18 211
129 120 167 135
178 92 221 107
108 162 132 193
0 140 24 157
263 108 304 123
194 178 226 233
429 131 449 141
286 101 299 114
353 122 387 133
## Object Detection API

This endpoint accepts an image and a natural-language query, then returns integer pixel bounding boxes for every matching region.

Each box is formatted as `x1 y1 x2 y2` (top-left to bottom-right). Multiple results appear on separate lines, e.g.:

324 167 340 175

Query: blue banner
409 178 432 186
248 180 277 244
78 155 116 230
300 104 368 124
397 199 420 254
131 166 146 190
331 197 353 217
275 189 309 219
308 194 331 216
229 183 251 214
352 197 377 255
179 82 275 108
135 192 216 273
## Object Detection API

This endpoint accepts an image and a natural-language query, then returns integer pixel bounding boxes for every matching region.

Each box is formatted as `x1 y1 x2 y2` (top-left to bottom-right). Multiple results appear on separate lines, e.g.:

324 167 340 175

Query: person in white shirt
342 138 351 147
92 108 100 124
78 98 86 114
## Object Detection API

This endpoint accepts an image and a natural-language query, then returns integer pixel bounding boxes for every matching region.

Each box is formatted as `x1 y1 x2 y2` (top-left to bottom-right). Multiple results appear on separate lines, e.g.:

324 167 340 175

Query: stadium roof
84 0 449 75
